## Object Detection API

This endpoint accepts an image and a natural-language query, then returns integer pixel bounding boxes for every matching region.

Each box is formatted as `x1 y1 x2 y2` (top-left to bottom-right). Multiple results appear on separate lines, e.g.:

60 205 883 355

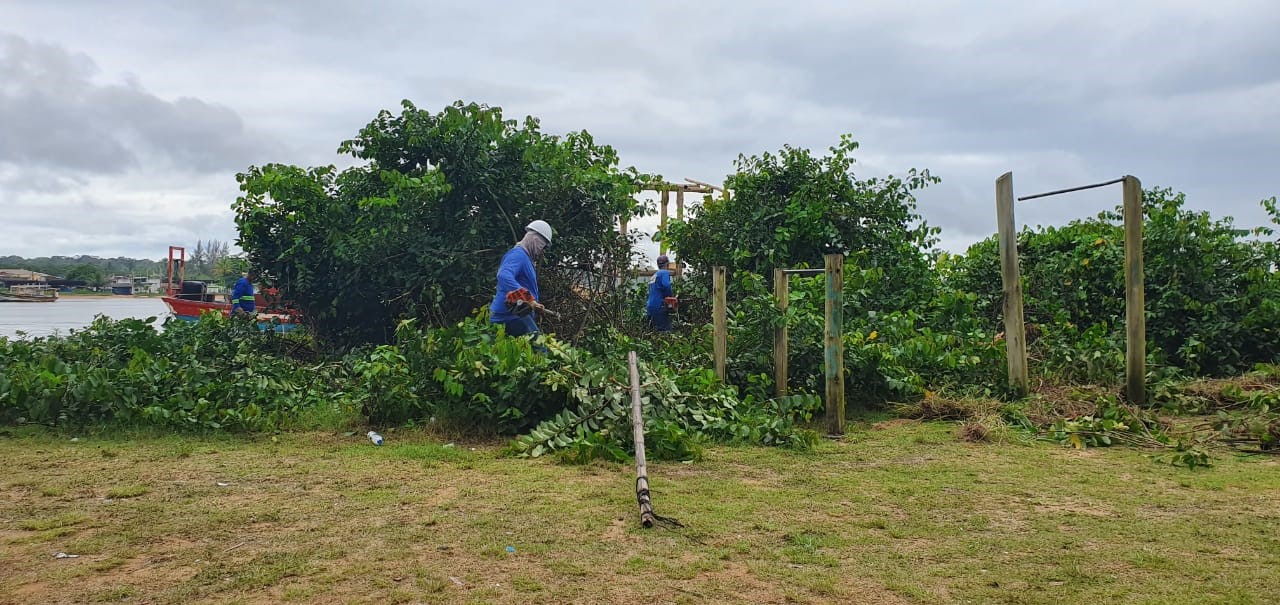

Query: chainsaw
505 287 559 318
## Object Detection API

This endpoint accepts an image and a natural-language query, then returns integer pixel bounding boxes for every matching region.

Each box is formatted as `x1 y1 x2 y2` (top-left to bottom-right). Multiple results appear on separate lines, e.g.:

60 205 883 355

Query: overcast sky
3 0 1278 262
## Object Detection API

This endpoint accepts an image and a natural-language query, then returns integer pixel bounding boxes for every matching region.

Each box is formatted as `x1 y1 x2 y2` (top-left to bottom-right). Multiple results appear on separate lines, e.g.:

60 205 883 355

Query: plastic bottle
367 431 383 446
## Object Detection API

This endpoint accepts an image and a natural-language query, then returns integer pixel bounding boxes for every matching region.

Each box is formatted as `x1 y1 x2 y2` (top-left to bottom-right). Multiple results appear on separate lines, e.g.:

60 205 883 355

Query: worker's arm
495 251 525 296
523 257 540 302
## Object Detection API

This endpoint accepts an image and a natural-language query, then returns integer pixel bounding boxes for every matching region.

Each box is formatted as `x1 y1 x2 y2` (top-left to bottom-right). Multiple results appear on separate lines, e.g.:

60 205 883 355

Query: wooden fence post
996 172 1029 396
773 268 788 398
1123 176 1146 405
824 254 845 435
713 266 727 382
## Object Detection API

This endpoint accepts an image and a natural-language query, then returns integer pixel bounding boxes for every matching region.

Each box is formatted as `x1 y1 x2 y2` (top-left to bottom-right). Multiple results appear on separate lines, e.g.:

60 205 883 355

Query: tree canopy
234 100 648 347
667 136 942 310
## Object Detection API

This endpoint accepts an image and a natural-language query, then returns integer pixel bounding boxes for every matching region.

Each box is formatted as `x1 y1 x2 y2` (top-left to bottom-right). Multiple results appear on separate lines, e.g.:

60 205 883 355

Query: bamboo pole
824 254 845 435
712 266 727 382
1123 176 1146 405
628 351 656 528
996 172 1029 396
773 268 788 397
683 178 724 192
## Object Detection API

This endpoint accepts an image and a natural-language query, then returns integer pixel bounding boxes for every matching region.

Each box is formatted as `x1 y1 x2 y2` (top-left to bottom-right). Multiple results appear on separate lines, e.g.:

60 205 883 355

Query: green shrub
0 315 348 430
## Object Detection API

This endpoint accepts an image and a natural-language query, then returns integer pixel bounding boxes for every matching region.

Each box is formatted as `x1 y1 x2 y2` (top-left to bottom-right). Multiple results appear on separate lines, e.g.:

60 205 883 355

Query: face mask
519 231 548 262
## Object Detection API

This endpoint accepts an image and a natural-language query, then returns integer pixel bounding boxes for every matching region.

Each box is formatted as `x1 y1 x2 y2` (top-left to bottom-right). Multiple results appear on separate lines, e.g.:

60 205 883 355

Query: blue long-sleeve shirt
489 246 539 322
645 269 672 316
231 277 255 312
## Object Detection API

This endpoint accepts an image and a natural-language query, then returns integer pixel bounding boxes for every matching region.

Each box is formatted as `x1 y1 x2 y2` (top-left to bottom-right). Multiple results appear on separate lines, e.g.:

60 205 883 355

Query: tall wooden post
773 268 789 397
824 254 845 435
1123 176 1146 405
674 190 685 277
659 189 670 254
996 172 1029 396
712 266 728 382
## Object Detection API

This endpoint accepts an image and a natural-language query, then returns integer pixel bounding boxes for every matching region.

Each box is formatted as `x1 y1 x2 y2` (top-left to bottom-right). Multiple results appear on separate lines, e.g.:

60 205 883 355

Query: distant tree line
1 239 240 287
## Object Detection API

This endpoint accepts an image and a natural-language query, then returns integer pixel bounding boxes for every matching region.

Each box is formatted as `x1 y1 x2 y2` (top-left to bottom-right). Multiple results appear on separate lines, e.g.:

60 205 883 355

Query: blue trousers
645 309 672 332
496 315 539 337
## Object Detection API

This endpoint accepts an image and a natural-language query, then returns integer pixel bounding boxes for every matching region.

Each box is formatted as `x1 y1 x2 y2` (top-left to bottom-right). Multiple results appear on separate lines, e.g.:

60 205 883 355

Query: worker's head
525 220 552 246
656 255 669 269
521 220 553 262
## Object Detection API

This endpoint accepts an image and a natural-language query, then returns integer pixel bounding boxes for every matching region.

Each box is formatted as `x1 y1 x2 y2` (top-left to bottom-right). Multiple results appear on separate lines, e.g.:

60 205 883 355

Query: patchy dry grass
1 421 1278 604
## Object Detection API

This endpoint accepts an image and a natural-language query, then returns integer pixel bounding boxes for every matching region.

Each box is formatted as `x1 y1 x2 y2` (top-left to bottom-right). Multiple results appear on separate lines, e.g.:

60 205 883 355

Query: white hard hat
526 219 552 245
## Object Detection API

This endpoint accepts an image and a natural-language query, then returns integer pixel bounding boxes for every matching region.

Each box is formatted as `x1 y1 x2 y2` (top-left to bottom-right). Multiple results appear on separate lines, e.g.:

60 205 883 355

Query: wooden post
773 268 788 397
824 254 845 435
659 189 670 254
712 266 727 382
674 190 685 277
628 351 656 528
620 217 628 236
996 172 1029 396
1123 176 1146 405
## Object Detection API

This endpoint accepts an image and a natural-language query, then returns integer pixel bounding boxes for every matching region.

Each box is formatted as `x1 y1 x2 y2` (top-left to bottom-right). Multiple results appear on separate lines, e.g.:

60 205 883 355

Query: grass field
2 419 1278 604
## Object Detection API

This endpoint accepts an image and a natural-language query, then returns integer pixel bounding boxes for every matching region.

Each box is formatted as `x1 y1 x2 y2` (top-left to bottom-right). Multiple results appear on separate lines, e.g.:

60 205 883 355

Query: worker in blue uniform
231 271 255 315
645 255 675 332
489 220 552 337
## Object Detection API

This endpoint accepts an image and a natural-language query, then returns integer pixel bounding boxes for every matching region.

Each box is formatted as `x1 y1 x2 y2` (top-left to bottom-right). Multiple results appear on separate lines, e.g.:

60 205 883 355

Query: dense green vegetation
0 315 334 431
948 189 1280 377
4 99 1279 466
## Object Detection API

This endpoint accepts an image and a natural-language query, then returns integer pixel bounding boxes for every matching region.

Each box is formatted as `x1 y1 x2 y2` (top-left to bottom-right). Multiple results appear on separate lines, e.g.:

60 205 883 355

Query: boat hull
162 296 301 333
0 292 58 302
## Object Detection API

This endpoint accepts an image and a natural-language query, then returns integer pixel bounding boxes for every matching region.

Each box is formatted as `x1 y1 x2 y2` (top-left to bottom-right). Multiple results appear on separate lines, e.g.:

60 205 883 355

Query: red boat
160 246 302 332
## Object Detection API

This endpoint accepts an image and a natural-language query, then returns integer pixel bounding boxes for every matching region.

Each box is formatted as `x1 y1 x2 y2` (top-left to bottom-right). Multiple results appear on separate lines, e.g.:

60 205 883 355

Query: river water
0 296 172 339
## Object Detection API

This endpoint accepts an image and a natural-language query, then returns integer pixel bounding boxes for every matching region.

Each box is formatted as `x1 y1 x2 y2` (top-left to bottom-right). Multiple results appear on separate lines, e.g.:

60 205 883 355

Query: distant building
0 268 54 280
0 269 56 285
133 275 164 294
109 275 134 295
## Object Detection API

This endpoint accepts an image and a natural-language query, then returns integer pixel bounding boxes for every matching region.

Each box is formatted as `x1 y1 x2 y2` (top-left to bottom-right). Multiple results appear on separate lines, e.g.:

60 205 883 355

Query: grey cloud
0 165 88 194
1 195 237 258
3 1 1279 259
0 33 274 175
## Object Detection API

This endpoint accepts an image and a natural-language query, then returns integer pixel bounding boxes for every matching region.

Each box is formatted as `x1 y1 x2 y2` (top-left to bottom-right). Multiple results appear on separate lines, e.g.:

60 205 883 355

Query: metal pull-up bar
1017 177 1127 202
996 173 1145 405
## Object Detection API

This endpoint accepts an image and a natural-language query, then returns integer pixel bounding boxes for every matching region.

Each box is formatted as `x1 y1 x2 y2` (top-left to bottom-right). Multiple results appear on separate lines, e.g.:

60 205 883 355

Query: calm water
0 296 172 339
